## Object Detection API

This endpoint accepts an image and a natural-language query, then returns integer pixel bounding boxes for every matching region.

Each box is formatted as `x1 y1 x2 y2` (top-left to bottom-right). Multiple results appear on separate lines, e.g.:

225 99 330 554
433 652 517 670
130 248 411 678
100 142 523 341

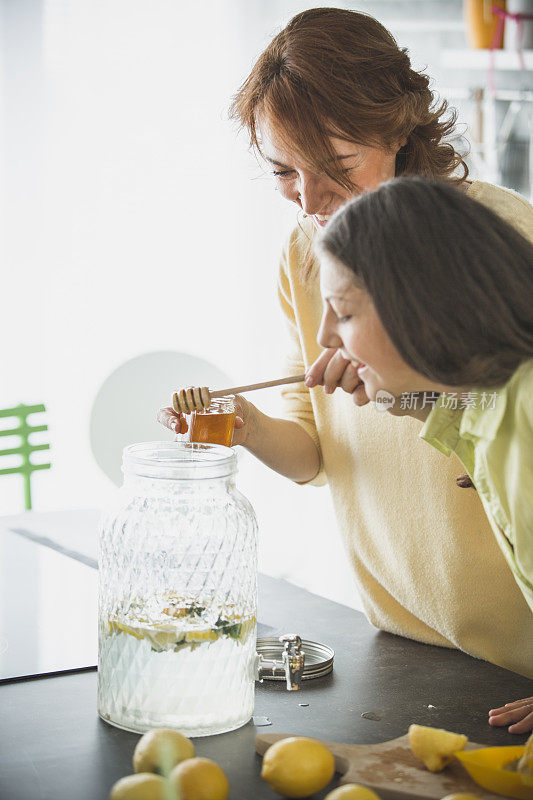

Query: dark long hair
317 177 533 388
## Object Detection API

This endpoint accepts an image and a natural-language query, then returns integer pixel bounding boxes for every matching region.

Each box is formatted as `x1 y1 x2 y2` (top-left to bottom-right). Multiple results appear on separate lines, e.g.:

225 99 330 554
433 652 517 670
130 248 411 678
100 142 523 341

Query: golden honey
189 397 236 447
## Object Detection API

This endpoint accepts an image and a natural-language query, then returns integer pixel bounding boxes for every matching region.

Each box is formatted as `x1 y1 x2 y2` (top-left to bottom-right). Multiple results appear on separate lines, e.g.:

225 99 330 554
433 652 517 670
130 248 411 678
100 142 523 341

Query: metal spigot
255 634 306 691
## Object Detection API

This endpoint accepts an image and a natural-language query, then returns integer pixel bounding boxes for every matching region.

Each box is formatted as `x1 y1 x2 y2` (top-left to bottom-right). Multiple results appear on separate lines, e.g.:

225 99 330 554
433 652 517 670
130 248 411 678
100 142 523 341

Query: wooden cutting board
255 733 507 799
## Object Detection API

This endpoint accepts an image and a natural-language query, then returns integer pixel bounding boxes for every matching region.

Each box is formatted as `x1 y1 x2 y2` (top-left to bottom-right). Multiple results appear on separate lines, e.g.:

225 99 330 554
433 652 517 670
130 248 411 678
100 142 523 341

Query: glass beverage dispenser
98 442 258 736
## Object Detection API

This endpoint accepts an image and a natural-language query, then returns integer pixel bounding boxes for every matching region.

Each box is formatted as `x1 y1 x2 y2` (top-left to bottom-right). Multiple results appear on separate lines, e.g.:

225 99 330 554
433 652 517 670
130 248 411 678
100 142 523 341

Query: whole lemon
441 796 480 800
325 785 381 800
109 773 169 800
261 736 336 798
133 728 195 776
169 757 229 800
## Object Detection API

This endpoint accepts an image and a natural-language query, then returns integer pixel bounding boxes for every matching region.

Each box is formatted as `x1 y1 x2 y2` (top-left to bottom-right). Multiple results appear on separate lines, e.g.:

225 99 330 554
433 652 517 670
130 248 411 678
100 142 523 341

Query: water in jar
98 591 256 736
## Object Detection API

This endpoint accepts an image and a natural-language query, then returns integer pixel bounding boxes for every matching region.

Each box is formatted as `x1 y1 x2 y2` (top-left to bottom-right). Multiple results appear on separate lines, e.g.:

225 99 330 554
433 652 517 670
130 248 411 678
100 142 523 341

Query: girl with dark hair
159 8 533 714
316 175 533 731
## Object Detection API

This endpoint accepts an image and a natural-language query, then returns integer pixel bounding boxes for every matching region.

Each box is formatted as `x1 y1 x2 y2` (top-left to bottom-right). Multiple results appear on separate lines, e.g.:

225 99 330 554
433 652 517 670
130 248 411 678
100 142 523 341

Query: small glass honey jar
189 396 236 447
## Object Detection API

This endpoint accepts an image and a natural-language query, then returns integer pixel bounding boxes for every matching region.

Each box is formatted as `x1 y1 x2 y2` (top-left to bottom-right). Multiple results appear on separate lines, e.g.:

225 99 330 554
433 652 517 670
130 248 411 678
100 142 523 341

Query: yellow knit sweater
278 180 533 678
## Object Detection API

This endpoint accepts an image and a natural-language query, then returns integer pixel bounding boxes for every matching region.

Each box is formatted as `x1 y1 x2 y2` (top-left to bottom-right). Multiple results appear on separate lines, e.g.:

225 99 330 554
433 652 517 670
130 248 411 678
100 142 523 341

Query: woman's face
317 253 439 400
259 118 401 230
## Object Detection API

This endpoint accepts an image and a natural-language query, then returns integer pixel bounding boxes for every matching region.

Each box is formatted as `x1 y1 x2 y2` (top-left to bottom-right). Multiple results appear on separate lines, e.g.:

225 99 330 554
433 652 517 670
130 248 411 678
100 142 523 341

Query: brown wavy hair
230 7 467 275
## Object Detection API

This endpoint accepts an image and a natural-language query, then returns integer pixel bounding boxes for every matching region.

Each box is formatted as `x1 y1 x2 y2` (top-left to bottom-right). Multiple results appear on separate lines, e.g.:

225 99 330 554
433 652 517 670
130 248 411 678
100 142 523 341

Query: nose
317 306 343 350
298 173 330 215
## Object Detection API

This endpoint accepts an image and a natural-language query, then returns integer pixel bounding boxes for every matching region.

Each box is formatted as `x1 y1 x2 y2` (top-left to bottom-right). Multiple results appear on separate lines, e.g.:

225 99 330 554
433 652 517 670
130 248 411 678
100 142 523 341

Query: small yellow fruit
133 728 195 776
409 724 468 772
518 731 533 775
169 757 229 800
261 736 336 798
325 785 381 800
440 795 480 800
109 773 169 800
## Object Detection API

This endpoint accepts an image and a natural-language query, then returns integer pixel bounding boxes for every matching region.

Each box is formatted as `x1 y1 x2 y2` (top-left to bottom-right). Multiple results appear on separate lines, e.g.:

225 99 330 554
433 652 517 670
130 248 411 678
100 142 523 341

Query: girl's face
259 118 402 230
317 253 440 400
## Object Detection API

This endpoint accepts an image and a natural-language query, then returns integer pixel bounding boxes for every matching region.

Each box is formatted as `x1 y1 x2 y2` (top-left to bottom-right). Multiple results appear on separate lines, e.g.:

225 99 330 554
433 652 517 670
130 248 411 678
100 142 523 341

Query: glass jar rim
122 441 236 480
194 395 235 414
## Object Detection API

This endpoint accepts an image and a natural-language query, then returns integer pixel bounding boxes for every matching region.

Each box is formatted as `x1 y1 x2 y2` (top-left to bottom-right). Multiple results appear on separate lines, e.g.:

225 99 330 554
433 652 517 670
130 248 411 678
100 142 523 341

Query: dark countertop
1 574 531 800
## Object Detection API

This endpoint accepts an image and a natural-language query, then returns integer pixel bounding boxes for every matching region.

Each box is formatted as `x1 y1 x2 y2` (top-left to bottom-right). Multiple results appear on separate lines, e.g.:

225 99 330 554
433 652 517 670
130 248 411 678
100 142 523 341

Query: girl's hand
156 407 188 439
157 395 254 447
489 697 533 734
231 394 254 446
305 347 369 406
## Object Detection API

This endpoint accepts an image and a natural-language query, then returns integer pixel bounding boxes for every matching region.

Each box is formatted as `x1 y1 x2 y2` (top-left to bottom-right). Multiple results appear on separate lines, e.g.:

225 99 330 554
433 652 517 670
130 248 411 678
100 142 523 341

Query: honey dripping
189 397 236 447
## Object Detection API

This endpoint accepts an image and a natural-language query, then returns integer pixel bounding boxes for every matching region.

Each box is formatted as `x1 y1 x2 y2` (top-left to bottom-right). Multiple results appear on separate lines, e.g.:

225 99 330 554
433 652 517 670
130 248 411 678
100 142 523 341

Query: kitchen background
1 0 532 610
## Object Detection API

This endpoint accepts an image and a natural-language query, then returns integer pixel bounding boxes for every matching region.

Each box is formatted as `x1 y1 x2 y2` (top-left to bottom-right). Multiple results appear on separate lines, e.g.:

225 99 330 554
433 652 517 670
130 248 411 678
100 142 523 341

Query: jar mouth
123 441 236 480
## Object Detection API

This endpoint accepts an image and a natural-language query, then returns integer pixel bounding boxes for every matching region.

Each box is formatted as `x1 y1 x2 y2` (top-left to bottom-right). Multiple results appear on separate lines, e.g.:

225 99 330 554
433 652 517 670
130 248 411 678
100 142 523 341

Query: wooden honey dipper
172 374 306 414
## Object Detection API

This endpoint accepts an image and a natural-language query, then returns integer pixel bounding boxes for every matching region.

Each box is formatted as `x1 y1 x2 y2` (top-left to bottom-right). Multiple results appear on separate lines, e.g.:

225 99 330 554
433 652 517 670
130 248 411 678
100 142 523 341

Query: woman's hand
156 407 188 438
489 697 533 734
156 394 254 446
230 394 255 445
159 394 319 482
305 347 369 406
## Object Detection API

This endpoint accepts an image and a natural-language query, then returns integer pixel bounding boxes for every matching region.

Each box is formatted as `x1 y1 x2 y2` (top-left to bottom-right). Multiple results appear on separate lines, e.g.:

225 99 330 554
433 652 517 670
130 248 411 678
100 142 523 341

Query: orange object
465 0 507 48
455 746 533 799
189 397 236 447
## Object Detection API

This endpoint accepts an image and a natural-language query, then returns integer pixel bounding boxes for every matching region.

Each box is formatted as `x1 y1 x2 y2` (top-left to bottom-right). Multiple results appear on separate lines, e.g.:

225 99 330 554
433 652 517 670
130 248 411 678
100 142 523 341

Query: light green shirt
420 360 533 613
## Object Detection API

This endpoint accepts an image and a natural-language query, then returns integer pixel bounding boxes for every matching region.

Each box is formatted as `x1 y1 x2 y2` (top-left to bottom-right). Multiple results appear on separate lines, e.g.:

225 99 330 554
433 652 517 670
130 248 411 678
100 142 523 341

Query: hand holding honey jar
157 394 254 448
189 396 236 447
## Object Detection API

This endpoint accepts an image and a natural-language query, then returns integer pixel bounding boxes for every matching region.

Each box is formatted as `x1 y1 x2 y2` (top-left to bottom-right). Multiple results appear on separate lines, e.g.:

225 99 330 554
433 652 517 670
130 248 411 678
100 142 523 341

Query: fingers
508 709 533 734
305 348 337 387
506 697 533 708
157 407 177 430
307 349 354 395
322 350 351 393
351 382 370 406
338 361 360 394
229 394 252 447
232 394 247 421
230 415 246 446
488 700 533 731
306 349 365 399
157 407 187 434
489 697 533 715
489 707 530 725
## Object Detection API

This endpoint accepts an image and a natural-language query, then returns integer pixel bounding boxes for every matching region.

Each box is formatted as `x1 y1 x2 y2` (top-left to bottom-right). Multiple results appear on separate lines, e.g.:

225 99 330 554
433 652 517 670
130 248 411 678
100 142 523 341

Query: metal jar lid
256 637 334 681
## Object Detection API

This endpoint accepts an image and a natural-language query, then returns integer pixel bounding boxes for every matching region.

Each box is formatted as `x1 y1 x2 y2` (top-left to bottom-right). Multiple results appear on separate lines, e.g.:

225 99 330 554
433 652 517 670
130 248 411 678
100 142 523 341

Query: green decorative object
0 403 51 510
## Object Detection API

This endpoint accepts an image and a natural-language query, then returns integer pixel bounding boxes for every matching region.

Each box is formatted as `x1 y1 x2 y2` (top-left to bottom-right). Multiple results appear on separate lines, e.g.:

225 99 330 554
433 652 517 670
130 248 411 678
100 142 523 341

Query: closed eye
273 167 353 178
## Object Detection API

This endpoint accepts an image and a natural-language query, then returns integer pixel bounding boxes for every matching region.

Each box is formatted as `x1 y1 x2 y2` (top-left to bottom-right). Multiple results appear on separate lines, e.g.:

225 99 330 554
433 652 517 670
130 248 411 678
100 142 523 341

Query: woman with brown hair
315 174 533 731
158 8 533 716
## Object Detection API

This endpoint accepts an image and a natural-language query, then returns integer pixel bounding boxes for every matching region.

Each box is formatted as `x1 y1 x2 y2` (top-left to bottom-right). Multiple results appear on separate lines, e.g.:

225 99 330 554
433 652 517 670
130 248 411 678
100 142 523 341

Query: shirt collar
419 398 462 456
420 383 509 455
460 386 508 442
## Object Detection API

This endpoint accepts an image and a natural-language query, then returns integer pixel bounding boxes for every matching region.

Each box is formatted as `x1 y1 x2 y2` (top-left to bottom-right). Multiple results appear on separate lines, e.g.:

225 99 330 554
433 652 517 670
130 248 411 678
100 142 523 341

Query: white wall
3 0 521 612
0 0 364 609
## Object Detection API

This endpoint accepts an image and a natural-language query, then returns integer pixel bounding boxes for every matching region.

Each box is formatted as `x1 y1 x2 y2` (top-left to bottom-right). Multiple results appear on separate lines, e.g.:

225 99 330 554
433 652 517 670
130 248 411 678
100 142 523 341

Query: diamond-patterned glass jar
98 441 258 736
